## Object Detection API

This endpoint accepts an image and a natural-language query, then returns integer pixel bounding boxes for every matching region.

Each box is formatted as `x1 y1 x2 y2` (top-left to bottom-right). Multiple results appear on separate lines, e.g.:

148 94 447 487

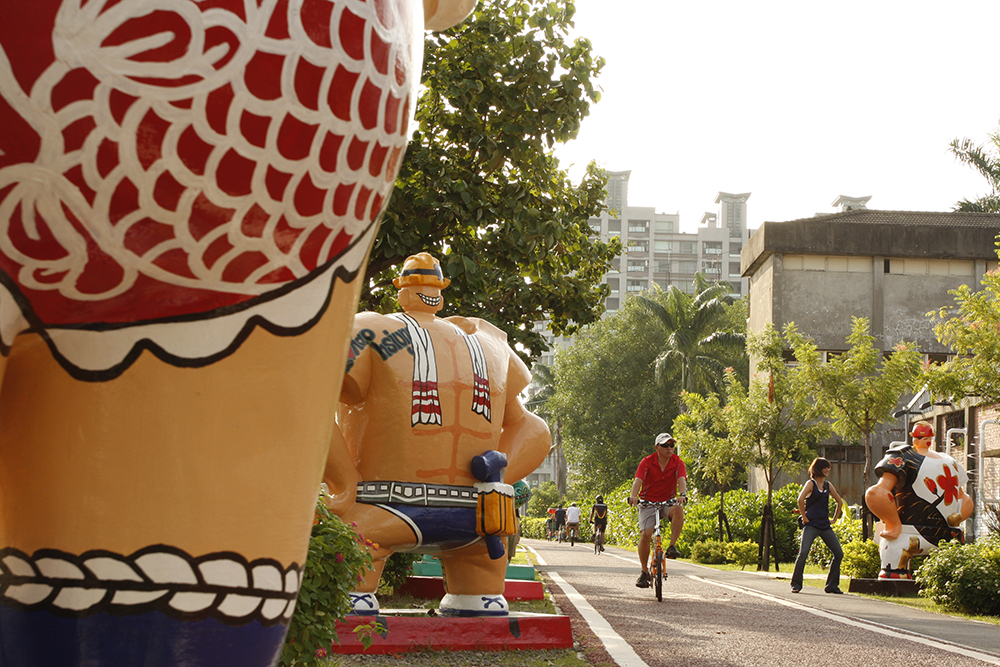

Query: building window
627 260 647 272
703 241 723 256
627 280 646 292
729 261 741 276
627 240 649 254
605 297 619 311
628 220 649 234
677 241 696 254
729 242 742 256
655 220 674 233
676 260 697 274
609 219 621 232
655 240 673 252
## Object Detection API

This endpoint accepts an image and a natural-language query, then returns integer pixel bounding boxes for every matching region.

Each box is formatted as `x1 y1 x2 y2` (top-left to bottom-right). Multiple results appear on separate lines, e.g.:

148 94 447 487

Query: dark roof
777 209 1000 229
742 209 1000 276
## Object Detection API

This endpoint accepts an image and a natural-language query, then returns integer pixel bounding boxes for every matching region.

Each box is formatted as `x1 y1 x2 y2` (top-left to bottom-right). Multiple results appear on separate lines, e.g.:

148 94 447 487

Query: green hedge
679 484 801 562
917 534 1000 616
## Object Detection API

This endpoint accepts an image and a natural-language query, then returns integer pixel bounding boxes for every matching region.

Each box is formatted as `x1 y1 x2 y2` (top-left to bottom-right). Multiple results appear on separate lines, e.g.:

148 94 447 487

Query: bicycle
638 498 678 602
592 523 605 555
567 523 579 547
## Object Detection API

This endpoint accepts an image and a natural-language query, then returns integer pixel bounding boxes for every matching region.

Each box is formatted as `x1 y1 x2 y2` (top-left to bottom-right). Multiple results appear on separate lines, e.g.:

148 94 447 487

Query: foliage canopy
785 317 922 494
950 123 1000 213
928 249 1000 405
634 276 748 401
364 0 620 360
549 294 678 490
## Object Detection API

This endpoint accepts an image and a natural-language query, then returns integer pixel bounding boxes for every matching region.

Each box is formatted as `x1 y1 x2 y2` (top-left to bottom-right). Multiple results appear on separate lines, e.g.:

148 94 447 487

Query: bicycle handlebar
637 498 679 507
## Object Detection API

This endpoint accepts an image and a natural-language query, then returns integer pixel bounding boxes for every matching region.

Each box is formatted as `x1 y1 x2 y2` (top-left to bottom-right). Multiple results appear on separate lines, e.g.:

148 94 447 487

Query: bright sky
553 0 1000 233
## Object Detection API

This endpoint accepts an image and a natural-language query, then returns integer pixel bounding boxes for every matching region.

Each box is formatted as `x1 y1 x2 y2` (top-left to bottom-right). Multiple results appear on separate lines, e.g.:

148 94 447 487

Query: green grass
857 593 1000 626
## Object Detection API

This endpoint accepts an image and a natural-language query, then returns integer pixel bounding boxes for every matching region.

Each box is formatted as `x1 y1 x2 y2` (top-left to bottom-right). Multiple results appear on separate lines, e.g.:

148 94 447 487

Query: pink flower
316 647 328 658
335 553 345 563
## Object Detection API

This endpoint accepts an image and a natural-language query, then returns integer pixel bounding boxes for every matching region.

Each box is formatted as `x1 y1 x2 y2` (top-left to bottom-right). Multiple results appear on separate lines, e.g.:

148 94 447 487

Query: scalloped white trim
2 219 376 379
0 547 301 624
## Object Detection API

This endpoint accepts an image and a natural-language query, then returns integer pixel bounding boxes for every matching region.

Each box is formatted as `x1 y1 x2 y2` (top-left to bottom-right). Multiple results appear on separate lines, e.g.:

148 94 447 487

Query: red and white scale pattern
0 0 419 375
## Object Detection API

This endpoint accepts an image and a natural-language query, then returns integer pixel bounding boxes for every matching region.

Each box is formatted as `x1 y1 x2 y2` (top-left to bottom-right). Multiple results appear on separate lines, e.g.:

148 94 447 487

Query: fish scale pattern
0 0 416 329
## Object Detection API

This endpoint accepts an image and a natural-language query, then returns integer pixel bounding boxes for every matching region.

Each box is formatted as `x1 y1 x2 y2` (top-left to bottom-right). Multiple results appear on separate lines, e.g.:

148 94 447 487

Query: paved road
523 538 1000 667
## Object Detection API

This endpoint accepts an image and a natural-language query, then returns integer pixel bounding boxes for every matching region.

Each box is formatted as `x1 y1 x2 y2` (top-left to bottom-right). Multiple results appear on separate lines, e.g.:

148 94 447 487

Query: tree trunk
718 489 733 542
758 503 773 572
862 431 873 541
555 418 567 497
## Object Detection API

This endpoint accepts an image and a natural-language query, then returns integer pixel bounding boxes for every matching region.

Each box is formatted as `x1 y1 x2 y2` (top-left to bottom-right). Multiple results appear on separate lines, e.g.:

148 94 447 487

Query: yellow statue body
325 253 550 616
0 1 475 664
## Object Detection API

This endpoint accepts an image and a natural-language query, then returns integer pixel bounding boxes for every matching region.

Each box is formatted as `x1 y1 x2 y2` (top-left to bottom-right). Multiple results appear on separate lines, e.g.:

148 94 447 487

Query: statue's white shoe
438 593 509 617
348 591 379 615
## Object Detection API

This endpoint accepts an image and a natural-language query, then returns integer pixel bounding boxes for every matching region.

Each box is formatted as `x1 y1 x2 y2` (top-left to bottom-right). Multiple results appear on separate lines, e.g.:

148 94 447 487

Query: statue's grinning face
418 293 441 307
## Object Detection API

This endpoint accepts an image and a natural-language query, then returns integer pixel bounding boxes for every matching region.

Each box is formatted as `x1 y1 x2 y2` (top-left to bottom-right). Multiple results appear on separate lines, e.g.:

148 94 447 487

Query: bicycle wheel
594 532 600 555
654 552 663 601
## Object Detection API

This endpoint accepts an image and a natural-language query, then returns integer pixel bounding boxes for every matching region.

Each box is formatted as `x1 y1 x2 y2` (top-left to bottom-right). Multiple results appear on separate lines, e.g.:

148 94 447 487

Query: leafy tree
526 363 566 495
549 295 677 490
635 275 748 407
950 124 1000 212
526 480 561 518
725 325 829 570
363 0 620 360
674 391 748 541
784 318 923 504
928 246 1000 404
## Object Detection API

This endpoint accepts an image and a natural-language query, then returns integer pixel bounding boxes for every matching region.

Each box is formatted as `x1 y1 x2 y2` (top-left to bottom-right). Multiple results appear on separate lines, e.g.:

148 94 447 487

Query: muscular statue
0 2 475 665
325 253 551 617
865 421 974 579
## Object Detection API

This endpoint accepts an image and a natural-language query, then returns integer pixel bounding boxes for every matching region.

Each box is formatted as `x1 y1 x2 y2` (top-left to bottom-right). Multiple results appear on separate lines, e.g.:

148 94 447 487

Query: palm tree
525 363 566 496
950 127 1000 213
635 274 747 405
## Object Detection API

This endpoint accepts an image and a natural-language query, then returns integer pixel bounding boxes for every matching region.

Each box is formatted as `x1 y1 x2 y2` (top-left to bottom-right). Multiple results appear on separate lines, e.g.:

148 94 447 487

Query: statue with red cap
865 421 974 579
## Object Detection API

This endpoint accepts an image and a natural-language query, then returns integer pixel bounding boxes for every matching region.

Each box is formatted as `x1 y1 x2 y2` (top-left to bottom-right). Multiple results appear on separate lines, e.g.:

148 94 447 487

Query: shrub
917 534 1000 616
841 539 880 579
280 493 373 667
725 541 758 570
690 539 728 564
520 516 548 539
378 553 420 594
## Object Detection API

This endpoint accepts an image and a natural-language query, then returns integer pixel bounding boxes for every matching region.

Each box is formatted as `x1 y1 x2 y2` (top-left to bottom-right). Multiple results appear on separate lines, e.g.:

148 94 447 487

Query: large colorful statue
865 421 974 579
325 253 550 617
0 1 474 665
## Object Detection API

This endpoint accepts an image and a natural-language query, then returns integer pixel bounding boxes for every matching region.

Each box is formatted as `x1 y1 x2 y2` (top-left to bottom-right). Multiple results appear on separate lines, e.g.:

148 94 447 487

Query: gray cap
655 433 676 446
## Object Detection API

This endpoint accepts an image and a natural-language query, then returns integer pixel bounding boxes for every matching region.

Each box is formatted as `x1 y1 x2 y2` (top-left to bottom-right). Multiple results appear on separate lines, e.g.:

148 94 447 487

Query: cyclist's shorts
566 522 579 529
638 503 676 531
593 519 607 530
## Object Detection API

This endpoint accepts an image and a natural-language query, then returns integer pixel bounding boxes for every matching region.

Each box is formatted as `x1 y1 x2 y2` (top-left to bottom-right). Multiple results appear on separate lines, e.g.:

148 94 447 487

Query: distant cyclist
590 495 608 551
628 433 687 588
554 504 567 541
565 502 582 546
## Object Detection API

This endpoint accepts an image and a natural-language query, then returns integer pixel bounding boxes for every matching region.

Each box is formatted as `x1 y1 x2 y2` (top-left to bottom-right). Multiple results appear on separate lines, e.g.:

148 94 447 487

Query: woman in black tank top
790 457 845 594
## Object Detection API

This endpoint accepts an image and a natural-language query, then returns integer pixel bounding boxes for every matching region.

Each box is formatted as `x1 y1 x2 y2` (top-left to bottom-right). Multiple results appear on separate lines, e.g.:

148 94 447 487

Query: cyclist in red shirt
628 433 688 588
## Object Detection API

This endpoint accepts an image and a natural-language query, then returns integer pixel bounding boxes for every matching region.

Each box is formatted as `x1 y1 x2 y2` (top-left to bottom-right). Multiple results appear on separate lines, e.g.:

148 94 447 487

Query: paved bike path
524 538 1000 666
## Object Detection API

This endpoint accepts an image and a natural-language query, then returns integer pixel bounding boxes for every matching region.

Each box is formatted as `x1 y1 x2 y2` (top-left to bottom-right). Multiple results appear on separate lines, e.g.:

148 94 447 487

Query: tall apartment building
532 172 752 372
